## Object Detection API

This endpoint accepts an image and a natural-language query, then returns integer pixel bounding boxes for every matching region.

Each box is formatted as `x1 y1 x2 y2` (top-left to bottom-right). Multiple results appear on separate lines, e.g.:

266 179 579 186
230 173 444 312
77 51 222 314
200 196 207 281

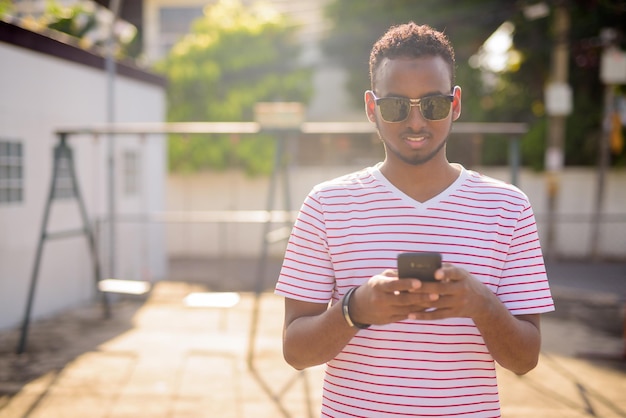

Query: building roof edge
0 19 167 88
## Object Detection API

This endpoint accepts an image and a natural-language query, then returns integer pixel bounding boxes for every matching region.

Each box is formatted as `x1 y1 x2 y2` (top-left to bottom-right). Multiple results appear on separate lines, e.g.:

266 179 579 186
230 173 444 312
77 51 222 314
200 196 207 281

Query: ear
364 90 377 123
451 85 462 121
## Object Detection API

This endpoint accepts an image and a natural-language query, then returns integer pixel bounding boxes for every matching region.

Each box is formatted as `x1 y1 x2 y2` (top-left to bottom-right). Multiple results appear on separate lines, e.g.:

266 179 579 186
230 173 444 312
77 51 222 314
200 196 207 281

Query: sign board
545 82 573 116
254 102 305 130
601 47 626 84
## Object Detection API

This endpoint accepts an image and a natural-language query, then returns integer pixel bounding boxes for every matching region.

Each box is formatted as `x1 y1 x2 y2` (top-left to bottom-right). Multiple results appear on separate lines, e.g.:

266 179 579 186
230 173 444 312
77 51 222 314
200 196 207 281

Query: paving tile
1 262 624 418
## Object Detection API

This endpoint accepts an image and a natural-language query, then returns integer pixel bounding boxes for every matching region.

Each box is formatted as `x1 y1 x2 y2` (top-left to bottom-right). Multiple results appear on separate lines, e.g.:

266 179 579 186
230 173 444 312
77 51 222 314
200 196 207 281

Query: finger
408 307 453 321
435 265 462 282
395 291 439 309
386 278 422 293
382 269 398 277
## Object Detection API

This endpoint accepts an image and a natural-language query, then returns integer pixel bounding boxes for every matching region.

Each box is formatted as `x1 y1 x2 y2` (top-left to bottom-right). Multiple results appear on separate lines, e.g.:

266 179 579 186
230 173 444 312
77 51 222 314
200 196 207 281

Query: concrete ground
0 258 624 418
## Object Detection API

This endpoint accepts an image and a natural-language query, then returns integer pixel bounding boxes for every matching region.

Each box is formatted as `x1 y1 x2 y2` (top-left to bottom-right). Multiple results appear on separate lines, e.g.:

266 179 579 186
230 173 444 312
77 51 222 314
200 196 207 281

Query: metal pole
591 29 621 260
248 132 284 368
590 84 614 259
509 135 520 187
16 136 65 354
544 3 570 260
106 0 122 279
66 137 110 318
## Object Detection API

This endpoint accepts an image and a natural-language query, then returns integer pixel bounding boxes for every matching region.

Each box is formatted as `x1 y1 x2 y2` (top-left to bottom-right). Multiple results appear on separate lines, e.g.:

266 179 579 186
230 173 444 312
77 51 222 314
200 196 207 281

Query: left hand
407 263 492 321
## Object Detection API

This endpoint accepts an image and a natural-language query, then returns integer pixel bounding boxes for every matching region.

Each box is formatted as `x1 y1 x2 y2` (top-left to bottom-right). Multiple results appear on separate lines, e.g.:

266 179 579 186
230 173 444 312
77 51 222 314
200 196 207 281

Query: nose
405 103 428 129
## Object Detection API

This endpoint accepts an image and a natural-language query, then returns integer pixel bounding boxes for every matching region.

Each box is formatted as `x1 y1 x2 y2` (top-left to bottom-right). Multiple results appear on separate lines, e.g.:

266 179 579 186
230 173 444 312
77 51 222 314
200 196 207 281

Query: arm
282 271 434 370
408 265 542 375
471 291 541 375
282 298 357 370
283 265 542 374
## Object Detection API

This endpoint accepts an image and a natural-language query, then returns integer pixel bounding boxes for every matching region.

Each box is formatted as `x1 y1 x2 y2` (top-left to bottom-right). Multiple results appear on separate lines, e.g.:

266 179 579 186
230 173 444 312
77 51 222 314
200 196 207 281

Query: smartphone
397 252 442 282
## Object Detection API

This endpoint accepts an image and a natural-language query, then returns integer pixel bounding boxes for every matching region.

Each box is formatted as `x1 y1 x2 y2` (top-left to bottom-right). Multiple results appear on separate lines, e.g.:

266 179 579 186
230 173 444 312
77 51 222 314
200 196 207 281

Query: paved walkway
0 260 624 417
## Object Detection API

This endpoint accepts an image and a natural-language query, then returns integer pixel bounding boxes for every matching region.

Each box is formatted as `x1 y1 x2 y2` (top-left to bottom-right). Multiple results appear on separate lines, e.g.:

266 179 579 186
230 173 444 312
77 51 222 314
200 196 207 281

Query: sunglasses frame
369 90 455 122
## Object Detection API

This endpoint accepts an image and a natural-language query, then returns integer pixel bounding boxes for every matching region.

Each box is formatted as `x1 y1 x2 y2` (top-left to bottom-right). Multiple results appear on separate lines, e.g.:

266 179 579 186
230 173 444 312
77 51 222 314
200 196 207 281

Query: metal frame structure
17 134 108 354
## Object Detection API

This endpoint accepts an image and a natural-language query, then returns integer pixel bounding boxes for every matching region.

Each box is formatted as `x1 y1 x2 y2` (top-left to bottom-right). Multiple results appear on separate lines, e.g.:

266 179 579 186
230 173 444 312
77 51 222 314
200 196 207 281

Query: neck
380 159 460 203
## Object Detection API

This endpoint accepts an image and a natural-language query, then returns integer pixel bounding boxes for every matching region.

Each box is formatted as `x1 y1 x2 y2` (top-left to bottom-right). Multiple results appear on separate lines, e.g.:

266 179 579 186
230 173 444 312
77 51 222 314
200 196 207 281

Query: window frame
0 139 25 204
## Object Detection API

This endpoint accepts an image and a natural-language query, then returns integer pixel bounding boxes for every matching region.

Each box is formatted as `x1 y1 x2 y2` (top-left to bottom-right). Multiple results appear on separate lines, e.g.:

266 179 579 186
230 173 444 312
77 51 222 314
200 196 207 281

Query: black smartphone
397 252 442 282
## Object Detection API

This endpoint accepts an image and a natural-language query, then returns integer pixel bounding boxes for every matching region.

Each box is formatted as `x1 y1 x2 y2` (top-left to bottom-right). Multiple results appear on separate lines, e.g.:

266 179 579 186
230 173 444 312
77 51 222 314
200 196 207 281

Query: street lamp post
106 0 122 284
543 2 571 260
591 29 626 259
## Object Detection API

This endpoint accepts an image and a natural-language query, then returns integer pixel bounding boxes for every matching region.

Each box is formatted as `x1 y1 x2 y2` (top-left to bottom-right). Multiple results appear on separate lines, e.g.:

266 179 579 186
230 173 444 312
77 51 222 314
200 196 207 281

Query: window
123 150 140 196
0 140 24 204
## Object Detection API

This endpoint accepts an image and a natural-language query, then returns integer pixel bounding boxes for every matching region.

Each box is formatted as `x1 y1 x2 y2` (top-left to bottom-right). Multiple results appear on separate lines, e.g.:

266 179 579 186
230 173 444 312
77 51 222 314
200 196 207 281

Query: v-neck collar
369 162 468 209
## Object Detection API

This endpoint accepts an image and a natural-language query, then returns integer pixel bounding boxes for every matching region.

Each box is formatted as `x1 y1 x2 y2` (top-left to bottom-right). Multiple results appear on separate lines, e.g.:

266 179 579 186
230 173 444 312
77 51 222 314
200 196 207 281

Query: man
275 22 554 417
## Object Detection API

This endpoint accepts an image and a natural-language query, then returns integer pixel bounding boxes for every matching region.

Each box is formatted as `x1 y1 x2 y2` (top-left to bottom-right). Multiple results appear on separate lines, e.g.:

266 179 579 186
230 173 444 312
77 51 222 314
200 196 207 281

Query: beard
376 123 451 166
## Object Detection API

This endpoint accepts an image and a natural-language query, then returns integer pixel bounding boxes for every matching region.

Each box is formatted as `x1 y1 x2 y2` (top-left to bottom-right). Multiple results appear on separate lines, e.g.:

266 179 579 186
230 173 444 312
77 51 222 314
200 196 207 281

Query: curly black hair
369 22 456 89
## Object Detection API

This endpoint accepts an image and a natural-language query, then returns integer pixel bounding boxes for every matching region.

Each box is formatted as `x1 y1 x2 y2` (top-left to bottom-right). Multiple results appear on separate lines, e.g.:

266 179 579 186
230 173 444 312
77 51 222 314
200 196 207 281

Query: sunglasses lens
421 96 452 120
376 95 453 122
378 98 411 122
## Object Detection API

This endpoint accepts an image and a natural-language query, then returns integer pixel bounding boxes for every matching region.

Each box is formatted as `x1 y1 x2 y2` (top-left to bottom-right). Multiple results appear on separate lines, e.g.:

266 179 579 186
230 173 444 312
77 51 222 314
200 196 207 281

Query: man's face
365 56 461 167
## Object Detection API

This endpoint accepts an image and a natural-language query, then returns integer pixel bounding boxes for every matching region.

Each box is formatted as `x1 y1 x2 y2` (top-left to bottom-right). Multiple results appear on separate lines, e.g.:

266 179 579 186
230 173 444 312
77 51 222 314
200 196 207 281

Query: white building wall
165 167 626 261
0 40 167 331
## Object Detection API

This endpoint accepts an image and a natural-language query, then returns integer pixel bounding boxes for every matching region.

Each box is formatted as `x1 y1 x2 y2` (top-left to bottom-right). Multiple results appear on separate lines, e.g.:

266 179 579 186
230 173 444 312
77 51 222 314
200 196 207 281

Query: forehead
374 56 452 95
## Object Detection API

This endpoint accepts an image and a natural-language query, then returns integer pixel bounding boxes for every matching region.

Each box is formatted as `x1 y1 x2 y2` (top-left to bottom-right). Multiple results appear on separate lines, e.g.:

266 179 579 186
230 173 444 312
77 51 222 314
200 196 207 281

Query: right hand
348 269 441 325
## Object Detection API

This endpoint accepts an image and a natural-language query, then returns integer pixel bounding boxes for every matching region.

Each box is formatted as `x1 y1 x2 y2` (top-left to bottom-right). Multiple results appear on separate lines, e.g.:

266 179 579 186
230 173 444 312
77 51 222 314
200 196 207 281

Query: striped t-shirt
275 164 554 417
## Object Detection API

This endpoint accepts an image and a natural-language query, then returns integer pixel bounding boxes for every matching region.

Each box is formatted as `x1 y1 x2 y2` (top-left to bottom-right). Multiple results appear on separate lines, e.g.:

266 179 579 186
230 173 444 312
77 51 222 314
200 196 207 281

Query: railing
19 121 529 417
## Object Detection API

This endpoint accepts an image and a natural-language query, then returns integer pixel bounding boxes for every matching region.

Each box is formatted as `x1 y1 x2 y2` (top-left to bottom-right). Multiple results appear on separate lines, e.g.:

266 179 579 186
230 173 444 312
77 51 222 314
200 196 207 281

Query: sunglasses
369 91 454 122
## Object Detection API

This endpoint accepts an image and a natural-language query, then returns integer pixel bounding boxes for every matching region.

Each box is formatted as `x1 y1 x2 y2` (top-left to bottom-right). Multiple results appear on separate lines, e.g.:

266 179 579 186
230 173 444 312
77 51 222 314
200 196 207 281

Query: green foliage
322 0 517 109
321 0 626 168
155 0 312 175
45 0 97 39
168 133 276 175
520 118 547 171
0 0 13 17
11 0 141 59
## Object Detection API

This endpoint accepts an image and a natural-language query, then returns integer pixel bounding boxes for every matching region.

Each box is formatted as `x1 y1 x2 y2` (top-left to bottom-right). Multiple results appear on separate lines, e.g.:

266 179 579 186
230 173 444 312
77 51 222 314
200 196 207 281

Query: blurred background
0 0 625 332
1 2 625 417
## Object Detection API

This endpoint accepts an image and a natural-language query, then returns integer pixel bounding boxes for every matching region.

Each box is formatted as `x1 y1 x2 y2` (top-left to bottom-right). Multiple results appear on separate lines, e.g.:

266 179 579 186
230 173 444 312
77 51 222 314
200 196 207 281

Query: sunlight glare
470 22 516 73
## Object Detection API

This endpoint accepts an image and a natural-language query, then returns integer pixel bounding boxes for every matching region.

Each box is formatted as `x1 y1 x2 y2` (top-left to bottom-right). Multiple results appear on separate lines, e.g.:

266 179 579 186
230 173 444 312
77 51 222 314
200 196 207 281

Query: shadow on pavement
0 300 142 412
0 256 623 418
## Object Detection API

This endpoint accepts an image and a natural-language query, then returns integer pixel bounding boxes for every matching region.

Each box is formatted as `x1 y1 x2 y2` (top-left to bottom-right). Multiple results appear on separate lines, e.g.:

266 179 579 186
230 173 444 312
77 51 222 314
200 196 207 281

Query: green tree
3 0 140 60
321 0 626 168
44 0 97 39
321 0 516 120
502 1 626 168
0 0 13 17
155 0 312 174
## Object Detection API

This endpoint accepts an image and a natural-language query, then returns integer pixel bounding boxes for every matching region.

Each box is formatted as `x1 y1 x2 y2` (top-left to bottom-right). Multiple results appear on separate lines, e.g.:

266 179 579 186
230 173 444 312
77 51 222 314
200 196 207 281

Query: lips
406 135 426 142
403 132 429 148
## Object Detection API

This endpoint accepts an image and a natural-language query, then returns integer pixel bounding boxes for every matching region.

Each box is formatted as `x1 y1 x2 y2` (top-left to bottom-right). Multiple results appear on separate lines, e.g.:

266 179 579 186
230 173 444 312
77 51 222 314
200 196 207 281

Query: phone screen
397 252 442 282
